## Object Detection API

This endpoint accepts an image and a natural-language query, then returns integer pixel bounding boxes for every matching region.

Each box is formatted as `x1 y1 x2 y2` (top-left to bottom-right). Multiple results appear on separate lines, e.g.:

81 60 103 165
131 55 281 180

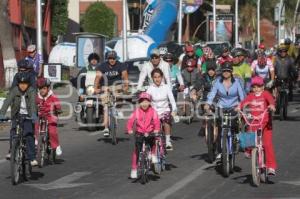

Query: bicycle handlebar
239 109 270 127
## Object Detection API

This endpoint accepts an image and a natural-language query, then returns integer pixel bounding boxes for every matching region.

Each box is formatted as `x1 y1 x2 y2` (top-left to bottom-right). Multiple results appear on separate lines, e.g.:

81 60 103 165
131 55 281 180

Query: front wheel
109 110 118 145
11 139 21 185
86 107 96 131
222 130 230 177
37 135 46 168
206 120 215 163
251 148 261 187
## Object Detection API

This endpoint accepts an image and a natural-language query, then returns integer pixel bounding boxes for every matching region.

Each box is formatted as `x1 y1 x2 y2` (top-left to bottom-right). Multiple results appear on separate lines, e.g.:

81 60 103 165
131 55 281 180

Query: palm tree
0 0 17 88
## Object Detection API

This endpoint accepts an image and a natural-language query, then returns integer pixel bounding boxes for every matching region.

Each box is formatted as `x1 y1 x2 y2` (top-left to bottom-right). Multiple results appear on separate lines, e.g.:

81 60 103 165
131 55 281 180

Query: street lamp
122 0 128 62
178 0 183 44
36 0 43 64
235 0 239 47
213 0 217 42
278 0 284 44
257 0 261 46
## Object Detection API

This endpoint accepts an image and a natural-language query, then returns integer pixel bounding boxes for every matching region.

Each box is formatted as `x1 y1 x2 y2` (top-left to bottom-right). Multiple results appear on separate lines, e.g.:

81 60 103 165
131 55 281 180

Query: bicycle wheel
206 120 215 163
140 152 147 184
110 110 118 145
86 107 96 131
283 94 288 120
279 93 285 121
22 159 32 181
37 135 46 168
154 142 162 175
229 154 235 173
260 149 268 183
251 147 261 187
11 139 21 185
222 129 230 177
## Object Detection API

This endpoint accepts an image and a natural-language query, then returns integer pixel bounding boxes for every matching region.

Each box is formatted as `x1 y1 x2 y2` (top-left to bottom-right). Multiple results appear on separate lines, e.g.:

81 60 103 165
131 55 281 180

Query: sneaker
5 153 11 160
216 153 221 160
151 155 158 164
56 145 62 156
166 142 173 151
101 128 110 137
130 169 137 179
267 168 276 176
30 160 38 167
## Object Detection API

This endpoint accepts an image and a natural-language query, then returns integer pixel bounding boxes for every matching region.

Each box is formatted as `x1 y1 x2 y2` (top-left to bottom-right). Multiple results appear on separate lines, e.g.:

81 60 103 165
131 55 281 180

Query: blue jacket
206 76 245 108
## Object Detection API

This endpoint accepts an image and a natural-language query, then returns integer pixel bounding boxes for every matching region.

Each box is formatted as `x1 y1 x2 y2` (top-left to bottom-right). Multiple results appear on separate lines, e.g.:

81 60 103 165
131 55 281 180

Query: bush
51 0 69 38
81 2 116 38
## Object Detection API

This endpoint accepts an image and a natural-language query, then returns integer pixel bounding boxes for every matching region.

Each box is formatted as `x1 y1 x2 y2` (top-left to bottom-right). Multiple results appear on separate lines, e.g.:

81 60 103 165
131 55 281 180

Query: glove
266 80 274 88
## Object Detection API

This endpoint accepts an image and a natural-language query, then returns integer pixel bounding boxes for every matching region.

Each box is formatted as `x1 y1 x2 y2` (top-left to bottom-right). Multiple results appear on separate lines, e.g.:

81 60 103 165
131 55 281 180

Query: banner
43 63 62 82
208 14 233 42
183 0 203 14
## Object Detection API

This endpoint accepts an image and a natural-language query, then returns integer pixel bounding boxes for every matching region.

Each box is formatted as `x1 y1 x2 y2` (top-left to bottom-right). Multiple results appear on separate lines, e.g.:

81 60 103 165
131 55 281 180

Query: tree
81 2 116 38
51 0 69 39
0 0 17 88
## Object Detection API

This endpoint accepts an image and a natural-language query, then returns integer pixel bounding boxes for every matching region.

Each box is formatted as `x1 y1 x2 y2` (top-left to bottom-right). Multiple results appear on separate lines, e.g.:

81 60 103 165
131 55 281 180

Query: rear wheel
251 148 261 187
154 142 162 174
37 135 46 168
86 107 96 131
11 139 21 185
222 130 230 177
140 153 147 184
206 120 215 163
110 110 117 145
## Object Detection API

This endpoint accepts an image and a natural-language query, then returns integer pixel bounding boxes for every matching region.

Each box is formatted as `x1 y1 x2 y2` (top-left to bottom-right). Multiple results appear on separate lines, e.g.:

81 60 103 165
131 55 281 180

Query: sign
208 14 234 42
43 63 62 82
183 0 203 14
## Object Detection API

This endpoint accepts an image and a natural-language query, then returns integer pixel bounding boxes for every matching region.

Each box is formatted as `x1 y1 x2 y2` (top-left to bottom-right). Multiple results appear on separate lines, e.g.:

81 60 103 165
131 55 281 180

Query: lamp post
257 0 261 46
178 0 183 44
213 0 217 42
235 0 239 47
36 0 43 64
122 0 127 61
278 0 284 44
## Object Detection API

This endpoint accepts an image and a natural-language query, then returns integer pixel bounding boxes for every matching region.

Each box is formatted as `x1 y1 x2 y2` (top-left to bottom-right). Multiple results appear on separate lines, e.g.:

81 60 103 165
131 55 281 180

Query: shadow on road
232 174 275 187
165 163 178 171
97 137 130 144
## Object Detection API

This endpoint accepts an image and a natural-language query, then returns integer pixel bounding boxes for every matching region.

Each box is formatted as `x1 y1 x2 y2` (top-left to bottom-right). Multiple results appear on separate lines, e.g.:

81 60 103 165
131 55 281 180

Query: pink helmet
251 76 264 86
138 92 152 102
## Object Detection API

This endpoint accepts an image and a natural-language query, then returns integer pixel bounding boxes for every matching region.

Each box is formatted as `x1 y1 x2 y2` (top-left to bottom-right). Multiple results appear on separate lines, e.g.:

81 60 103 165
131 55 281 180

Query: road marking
26 172 92 190
152 164 210 199
281 180 300 186
0 159 6 164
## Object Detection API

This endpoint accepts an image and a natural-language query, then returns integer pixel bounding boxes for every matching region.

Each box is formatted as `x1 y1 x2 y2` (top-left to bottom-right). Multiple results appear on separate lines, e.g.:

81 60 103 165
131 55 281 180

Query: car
194 41 232 57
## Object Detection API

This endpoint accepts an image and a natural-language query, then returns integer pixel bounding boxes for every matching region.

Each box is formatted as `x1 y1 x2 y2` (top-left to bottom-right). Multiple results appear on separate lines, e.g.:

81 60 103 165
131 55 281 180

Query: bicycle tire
283 94 288 120
140 153 147 184
206 120 215 163
86 107 96 131
22 160 32 181
279 93 286 121
11 139 21 185
251 147 260 187
154 141 162 175
222 129 230 177
37 135 46 168
110 110 118 145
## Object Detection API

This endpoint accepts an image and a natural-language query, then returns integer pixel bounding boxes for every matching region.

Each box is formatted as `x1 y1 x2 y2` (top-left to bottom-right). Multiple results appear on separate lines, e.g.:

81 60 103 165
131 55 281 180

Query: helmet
258 43 265 50
278 44 288 52
257 56 267 67
37 77 51 88
88 53 100 63
150 48 160 57
106 50 117 59
284 38 292 45
206 61 217 71
16 72 31 84
17 59 33 70
221 61 233 72
251 76 264 86
159 48 168 56
163 53 174 62
186 58 196 68
138 92 151 102
231 48 245 57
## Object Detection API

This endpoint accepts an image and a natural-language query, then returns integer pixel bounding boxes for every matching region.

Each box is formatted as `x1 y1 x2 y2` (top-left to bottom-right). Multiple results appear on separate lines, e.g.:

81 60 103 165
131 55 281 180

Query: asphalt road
0 88 300 199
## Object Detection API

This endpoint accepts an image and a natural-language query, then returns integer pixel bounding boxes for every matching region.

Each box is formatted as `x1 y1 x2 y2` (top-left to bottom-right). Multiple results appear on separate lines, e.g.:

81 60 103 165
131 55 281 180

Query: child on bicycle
239 76 277 175
127 92 160 179
36 77 63 156
147 68 177 150
0 73 38 166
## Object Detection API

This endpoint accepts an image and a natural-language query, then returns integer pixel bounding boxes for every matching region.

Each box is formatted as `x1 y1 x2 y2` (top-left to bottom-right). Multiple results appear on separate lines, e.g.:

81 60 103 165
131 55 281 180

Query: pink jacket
126 107 160 134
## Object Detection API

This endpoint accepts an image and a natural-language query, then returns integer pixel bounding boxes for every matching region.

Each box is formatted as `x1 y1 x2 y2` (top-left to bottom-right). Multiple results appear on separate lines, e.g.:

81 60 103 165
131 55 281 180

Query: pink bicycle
239 109 270 187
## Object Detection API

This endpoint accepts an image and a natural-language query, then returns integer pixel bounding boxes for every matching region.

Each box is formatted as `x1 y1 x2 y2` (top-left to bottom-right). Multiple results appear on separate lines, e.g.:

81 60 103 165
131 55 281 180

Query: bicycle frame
221 111 234 155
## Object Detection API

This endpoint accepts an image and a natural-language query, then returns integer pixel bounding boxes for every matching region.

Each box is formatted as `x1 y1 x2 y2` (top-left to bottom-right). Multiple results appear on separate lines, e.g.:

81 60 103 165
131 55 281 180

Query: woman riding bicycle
147 68 177 151
204 62 246 159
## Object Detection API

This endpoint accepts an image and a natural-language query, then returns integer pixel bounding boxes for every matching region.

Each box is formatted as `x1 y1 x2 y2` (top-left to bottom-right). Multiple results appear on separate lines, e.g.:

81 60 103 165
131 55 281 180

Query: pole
257 0 260 45
139 0 142 28
36 0 43 64
122 0 127 62
178 0 183 44
235 0 239 47
278 0 283 44
293 0 300 41
213 0 217 42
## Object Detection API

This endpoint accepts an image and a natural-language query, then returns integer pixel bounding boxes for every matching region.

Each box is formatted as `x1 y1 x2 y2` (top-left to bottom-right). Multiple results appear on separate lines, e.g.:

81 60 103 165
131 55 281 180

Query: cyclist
231 48 252 93
35 77 63 156
273 44 297 101
217 46 233 66
147 68 177 151
181 45 198 71
204 62 245 159
251 52 275 89
94 50 129 136
11 59 36 89
163 53 185 100
181 58 199 102
25 44 41 76
126 92 160 179
137 48 172 91
239 76 277 175
0 72 38 166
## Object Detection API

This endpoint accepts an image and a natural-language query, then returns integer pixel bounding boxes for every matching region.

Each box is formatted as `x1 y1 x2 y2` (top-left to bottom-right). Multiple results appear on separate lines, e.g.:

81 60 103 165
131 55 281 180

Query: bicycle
275 79 289 121
152 133 166 175
10 115 33 185
220 108 239 177
36 116 56 167
204 111 217 163
239 109 270 187
106 90 119 145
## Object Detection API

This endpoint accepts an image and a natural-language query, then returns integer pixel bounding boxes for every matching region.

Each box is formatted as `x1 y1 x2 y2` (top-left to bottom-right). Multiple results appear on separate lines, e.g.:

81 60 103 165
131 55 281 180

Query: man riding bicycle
94 50 129 136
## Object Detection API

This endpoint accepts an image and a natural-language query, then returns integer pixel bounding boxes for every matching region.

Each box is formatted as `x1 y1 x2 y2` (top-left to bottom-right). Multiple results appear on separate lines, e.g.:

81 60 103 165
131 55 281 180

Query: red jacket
240 91 275 124
127 107 160 134
36 90 61 124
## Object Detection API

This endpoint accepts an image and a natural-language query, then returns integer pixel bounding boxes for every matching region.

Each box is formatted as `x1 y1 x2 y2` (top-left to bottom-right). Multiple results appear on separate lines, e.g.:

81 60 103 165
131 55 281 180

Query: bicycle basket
237 132 256 149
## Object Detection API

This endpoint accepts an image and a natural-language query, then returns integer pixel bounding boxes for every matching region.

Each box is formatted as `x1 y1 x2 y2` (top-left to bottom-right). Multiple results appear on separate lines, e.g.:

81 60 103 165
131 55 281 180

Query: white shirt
20 95 28 115
251 58 274 79
147 83 177 117
137 60 172 90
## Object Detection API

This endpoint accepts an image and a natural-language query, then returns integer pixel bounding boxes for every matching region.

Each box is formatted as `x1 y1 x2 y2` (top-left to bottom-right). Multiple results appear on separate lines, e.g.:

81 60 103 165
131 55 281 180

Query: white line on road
152 164 210 199
0 159 6 164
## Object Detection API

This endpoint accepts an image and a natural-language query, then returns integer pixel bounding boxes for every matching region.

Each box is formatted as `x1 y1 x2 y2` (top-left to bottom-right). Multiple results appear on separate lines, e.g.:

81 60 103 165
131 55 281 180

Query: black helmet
231 48 245 57
88 53 100 63
16 72 31 84
221 61 233 72
17 59 33 70
284 38 292 45
163 53 174 62
206 61 217 71
278 44 288 52
106 50 117 59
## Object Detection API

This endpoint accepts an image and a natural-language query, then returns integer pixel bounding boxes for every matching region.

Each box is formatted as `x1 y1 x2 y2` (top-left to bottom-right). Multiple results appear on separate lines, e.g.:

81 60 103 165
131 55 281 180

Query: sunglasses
222 69 232 72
